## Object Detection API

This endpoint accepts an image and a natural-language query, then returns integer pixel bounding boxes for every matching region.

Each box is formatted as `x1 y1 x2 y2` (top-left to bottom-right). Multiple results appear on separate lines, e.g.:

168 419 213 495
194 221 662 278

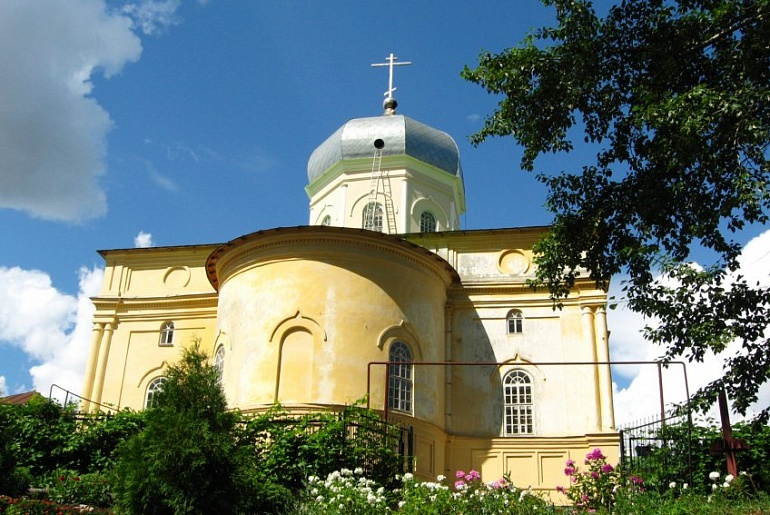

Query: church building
81 56 618 493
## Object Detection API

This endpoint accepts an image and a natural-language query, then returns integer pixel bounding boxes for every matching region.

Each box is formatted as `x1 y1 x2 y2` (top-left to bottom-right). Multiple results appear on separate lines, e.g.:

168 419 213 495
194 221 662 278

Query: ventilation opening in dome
374 138 385 149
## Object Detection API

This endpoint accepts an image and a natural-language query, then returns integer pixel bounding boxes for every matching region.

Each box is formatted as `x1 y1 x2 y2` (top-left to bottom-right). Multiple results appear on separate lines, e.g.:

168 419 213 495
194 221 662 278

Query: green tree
0 409 31 497
463 0 770 419
112 344 286 514
0 397 78 478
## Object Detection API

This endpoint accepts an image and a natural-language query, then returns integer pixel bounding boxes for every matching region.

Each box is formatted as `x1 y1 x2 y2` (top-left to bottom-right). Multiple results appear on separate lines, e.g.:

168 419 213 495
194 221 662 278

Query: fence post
618 429 626 469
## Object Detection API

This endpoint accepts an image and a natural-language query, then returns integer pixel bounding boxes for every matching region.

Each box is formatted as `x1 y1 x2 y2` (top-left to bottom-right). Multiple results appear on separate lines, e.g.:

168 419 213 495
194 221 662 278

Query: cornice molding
206 226 460 291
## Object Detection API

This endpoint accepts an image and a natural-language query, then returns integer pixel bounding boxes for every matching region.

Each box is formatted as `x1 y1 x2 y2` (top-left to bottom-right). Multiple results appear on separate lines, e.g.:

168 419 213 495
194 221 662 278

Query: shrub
111 344 291 514
292 468 390 514
629 418 770 494
246 403 407 495
2 497 111 514
291 468 552 514
45 471 112 508
557 448 639 511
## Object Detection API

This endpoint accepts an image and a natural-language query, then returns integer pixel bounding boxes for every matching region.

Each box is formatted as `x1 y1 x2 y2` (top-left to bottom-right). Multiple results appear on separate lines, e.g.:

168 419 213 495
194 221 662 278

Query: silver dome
307 115 463 183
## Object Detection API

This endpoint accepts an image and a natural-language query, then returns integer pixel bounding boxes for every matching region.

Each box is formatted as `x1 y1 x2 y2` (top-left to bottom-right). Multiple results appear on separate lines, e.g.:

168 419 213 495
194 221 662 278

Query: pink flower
455 470 466 479
586 448 606 461
601 464 614 473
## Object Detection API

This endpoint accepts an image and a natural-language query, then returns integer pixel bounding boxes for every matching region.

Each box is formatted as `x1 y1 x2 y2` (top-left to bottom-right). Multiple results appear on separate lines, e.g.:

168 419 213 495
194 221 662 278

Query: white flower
723 482 731 488
725 474 735 483
398 501 406 508
669 481 677 489
315 495 324 502
354 467 364 475
683 483 689 490
712 483 718 491
437 474 446 482
402 472 414 482
709 471 720 481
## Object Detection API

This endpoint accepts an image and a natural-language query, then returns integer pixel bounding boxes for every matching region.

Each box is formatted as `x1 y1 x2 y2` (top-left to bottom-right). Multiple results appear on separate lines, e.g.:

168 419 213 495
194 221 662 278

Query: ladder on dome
364 149 397 233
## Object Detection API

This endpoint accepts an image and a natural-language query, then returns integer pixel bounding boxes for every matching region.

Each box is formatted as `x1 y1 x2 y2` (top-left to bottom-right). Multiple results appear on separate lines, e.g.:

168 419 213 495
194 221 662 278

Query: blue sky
1 0 767 424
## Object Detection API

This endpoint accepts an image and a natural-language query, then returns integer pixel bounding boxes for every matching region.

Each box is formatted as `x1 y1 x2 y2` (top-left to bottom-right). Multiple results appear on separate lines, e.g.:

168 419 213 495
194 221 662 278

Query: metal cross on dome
371 53 412 100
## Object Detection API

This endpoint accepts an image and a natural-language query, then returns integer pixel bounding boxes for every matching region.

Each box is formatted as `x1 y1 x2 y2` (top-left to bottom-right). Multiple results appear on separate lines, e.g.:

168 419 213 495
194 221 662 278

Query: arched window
507 310 523 334
214 345 225 384
159 322 174 346
362 202 383 232
145 377 166 409
388 341 413 413
419 211 436 233
503 370 533 435
321 215 332 226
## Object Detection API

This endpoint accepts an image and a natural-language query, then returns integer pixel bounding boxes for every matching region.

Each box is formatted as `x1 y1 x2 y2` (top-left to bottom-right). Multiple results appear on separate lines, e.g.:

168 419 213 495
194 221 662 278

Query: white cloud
122 0 182 36
610 228 770 426
0 266 103 402
134 231 154 248
0 0 142 222
0 376 6 396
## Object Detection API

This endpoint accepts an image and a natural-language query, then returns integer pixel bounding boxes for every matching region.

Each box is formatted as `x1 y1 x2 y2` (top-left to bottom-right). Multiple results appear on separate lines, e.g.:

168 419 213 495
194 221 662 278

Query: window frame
419 211 437 233
506 310 523 335
363 202 384 232
214 345 225 384
387 341 413 414
503 370 534 436
145 377 166 409
159 321 175 347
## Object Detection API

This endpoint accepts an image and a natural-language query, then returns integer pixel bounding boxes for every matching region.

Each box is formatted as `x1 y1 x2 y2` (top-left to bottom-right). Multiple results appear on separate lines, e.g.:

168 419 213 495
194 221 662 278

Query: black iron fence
242 405 413 487
619 411 693 489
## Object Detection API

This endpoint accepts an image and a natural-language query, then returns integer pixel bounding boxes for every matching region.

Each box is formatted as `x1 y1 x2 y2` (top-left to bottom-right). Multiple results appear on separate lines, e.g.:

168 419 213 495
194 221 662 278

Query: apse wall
208 226 458 429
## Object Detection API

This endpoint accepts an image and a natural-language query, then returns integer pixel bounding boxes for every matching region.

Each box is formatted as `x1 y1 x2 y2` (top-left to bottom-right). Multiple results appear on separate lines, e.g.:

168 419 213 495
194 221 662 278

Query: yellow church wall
84 246 219 412
387 414 619 495
445 433 620 501
445 296 613 436
210 227 457 429
86 301 218 411
98 245 218 297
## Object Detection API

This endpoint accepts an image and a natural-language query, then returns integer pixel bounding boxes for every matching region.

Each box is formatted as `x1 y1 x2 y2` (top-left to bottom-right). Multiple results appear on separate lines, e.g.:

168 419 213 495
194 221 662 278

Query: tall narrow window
145 377 166 409
419 211 436 233
363 202 383 232
214 345 225 384
503 370 533 435
159 322 174 346
388 341 413 413
507 310 523 334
